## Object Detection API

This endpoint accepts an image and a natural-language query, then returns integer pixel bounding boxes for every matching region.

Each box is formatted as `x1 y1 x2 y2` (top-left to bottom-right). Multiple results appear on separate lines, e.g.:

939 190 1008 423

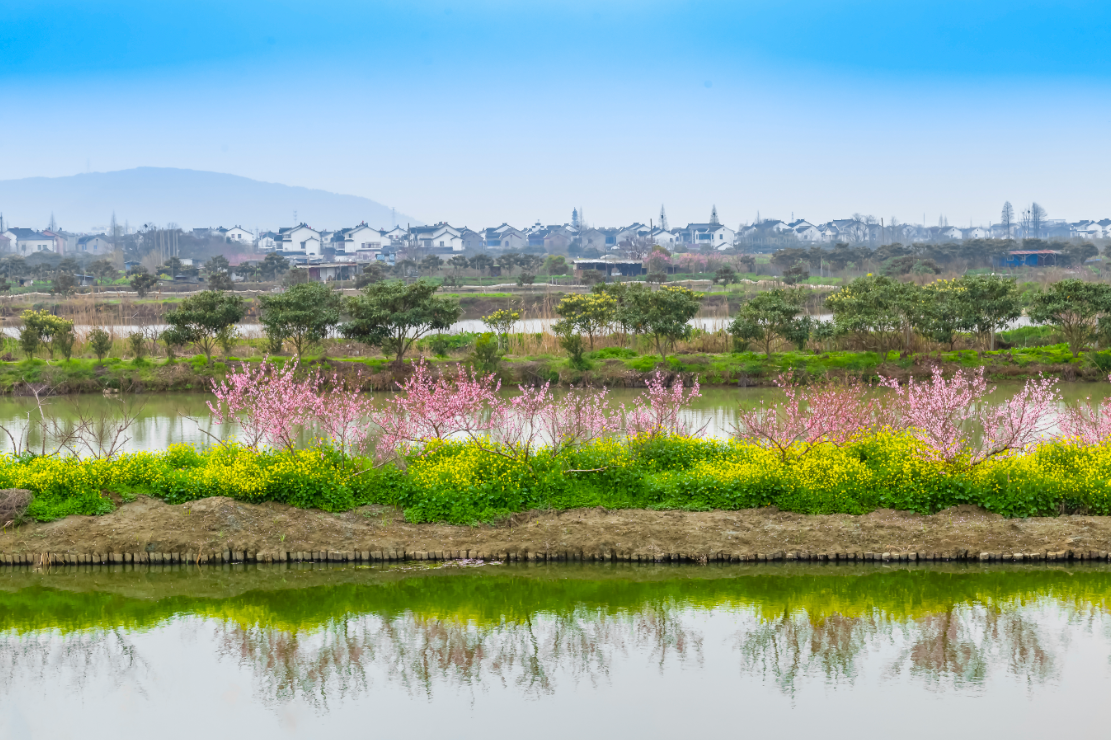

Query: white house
276 224 321 253
224 226 254 244
788 219 824 242
939 226 963 241
680 223 736 250
2 228 55 254
649 228 678 246
410 223 464 251
333 224 387 254
382 226 408 245
483 224 526 250
257 231 278 250
963 227 991 240
76 234 112 254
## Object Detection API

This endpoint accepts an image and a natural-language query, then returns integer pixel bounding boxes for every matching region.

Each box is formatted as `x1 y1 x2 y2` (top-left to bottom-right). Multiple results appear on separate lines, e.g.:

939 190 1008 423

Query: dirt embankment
4 496 1111 566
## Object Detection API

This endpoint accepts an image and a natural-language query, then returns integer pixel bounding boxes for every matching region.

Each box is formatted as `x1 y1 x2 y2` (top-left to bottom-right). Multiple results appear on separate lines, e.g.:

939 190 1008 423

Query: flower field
8 359 1111 524
6 431 1111 524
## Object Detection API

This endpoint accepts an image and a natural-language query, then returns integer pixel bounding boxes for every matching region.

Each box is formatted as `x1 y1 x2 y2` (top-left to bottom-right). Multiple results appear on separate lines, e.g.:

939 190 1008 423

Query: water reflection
2 565 1109 710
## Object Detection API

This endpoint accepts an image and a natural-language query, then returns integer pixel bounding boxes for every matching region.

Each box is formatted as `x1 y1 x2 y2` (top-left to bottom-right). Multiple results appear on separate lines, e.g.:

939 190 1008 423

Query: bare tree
1030 202 1047 239
1001 202 1014 237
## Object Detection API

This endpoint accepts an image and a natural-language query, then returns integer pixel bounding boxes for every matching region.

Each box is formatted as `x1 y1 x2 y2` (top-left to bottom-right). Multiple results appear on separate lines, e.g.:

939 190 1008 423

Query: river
2 563 1111 739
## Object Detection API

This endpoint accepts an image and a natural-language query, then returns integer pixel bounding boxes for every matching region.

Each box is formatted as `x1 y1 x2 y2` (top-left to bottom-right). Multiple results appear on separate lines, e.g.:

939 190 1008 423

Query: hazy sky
2 0 1110 229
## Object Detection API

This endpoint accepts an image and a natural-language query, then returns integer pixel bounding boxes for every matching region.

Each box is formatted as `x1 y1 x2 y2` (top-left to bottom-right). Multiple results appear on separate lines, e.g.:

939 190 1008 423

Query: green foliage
52 273 78 295
482 309 520 350
127 332 146 360
713 265 737 286
470 332 501 374
342 280 462 363
553 292 617 350
129 271 159 297
728 288 808 357
557 331 588 369
955 274 1022 351
260 282 343 360
54 326 76 361
88 328 112 362
21 310 75 360
639 285 704 359
826 275 916 360
1029 279 1111 358
260 252 291 281
14 430 1111 525
18 326 40 359
163 290 246 362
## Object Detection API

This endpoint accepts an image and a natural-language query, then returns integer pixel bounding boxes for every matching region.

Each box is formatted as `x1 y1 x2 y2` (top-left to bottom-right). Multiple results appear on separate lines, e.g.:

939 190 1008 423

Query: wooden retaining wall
2 548 1111 567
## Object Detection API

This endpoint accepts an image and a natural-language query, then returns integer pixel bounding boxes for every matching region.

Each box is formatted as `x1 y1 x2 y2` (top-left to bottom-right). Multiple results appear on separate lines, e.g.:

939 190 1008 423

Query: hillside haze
0 168 420 233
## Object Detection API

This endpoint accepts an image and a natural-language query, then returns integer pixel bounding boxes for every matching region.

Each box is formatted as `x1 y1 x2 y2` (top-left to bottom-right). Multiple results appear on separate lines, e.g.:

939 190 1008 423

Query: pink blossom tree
623 371 701 437
1058 373 1111 444
208 358 320 451
313 371 375 455
371 360 500 462
733 373 889 460
882 366 1059 463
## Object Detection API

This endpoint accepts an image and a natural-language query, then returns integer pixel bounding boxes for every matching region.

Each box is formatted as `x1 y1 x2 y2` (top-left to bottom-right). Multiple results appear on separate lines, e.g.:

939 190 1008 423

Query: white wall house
788 219 824 242
276 224 321 253
333 224 387 255
2 228 55 254
650 228 678 246
410 223 464 251
76 234 112 254
963 227 991 239
224 226 254 244
257 232 278 250
681 223 736 250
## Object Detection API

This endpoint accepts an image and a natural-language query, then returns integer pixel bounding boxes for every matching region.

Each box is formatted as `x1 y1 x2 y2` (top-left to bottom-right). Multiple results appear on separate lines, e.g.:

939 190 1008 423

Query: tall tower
710 205 720 226
659 205 669 231
571 208 580 230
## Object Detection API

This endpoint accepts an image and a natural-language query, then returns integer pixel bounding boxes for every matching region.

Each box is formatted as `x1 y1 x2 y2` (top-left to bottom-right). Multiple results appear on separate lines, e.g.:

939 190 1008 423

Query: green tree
259 252 290 281
482 309 520 350
1029 279 1111 358
826 275 918 361
782 263 810 285
553 292 617 350
127 332 146 360
728 289 808 357
543 254 569 275
129 271 159 298
18 326 40 360
52 273 78 295
641 286 704 358
914 279 966 350
259 282 343 360
21 309 73 359
954 274 1022 352
341 280 462 363
88 328 113 363
54 325 76 361
162 290 246 362
713 265 738 287
355 262 386 287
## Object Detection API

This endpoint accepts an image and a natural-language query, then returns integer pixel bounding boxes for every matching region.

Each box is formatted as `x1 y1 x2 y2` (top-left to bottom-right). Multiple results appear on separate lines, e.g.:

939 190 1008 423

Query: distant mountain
0 167 420 233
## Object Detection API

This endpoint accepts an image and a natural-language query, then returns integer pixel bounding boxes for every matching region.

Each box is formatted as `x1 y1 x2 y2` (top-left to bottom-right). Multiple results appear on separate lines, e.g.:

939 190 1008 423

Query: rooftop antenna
294 211 298 225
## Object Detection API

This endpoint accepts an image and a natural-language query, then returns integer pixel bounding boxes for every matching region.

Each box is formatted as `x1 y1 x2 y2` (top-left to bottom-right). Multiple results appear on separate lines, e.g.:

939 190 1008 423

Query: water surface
3 563 1111 739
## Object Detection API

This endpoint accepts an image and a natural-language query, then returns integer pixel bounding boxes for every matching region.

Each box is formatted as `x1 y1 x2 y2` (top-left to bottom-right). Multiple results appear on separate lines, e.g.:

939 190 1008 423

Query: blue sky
2 0 1109 229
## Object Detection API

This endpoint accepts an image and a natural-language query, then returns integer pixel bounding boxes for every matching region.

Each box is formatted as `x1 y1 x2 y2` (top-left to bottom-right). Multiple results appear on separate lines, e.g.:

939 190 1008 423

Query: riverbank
3 495 1111 566
0 341 1107 396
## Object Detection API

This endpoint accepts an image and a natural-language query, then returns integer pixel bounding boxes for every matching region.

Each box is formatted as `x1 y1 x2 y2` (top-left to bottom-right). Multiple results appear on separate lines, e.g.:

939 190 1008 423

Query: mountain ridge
0 167 420 233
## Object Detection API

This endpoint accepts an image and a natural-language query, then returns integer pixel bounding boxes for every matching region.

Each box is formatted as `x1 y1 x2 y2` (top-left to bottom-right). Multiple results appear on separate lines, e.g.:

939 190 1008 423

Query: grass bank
8 433 1111 526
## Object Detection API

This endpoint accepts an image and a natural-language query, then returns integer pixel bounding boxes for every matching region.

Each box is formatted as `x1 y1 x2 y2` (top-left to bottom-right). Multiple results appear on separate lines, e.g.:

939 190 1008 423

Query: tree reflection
0 628 151 695
215 603 703 708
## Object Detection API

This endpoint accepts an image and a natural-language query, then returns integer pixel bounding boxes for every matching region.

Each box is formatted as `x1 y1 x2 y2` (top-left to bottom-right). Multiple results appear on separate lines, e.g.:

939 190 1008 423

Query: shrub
88 329 113 362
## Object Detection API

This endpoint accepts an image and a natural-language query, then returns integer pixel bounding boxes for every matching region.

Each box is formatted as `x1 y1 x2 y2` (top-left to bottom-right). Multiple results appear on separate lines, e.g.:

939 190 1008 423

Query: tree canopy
1029 279 1111 358
341 280 461 363
162 290 246 361
729 288 808 357
259 281 343 360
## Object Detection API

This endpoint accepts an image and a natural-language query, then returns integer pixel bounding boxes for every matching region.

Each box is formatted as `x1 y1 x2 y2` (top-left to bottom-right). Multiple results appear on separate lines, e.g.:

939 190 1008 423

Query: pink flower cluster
623 371 701 437
372 361 621 465
737 367 1062 464
1059 373 1111 445
208 358 373 453
735 373 889 460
